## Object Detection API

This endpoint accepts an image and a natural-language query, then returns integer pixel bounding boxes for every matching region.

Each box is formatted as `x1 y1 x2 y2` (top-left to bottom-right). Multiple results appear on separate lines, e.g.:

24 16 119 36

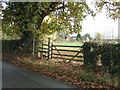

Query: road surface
2 61 82 89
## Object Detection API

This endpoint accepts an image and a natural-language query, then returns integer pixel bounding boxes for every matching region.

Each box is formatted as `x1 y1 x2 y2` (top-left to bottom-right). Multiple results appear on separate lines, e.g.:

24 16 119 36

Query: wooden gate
38 38 83 62
51 44 83 62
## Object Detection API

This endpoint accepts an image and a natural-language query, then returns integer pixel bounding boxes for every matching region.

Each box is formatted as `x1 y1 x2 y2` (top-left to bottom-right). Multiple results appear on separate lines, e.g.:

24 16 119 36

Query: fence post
40 43 43 58
51 43 53 60
32 37 35 55
34 36 39 56
48 38 51 60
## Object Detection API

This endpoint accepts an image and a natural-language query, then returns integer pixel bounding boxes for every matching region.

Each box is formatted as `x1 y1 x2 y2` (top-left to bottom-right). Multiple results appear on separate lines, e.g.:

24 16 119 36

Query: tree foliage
95 32 104 40
94 0 120 20
2 2 95 37
76 33 81 41
56 30 70 41
2 1 119 38
76 33 93 41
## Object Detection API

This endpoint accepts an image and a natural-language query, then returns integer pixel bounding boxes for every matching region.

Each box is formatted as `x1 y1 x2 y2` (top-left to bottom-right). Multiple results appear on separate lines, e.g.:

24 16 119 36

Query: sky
80 0 118 39
81 10 118 39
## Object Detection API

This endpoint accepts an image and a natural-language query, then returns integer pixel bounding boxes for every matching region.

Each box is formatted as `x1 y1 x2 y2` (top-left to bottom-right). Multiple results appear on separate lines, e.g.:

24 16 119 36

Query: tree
3 2 93 54
0 2 3 30
84 33 93 41
56 30 70 41
80 33 93 42
2 1 120 54
76 33 81 41
95 32 104 41
94 1 120 20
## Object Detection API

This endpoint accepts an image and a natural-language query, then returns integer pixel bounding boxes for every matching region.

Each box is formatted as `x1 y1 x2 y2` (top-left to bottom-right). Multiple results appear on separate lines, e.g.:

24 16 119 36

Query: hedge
2 40 21 54
83 42 120 67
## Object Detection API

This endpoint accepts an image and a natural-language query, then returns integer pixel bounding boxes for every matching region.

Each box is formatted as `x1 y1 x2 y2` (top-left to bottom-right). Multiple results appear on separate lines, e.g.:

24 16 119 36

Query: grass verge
2 52 120 89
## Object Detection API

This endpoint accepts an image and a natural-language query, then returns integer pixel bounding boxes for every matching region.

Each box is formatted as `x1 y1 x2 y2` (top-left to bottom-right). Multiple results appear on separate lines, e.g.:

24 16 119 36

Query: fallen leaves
2 52 119 89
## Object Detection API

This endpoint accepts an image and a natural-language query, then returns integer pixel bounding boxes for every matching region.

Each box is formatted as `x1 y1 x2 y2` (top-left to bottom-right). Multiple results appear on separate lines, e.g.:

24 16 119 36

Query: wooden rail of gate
38 43 48 59
38 38 52 60
51 44 83 62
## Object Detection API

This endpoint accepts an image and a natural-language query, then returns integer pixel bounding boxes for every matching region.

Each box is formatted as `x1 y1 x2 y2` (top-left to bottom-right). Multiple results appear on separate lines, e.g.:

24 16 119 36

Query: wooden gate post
40 43 43 58
32 37 35 55
51 43 53 60
48 37 51 60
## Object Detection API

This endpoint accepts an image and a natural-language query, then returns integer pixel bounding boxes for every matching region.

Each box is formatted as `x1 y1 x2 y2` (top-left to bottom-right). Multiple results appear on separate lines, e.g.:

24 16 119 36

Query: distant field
42 42 83 50
53 43 83 46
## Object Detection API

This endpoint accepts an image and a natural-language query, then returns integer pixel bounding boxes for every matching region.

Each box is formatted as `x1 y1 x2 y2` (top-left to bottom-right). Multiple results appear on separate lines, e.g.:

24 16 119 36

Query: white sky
80 0 118 39
81 10 118 39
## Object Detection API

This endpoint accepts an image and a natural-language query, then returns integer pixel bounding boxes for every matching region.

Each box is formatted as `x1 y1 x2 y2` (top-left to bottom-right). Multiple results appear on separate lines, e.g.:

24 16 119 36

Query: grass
43 42 83 46
42 42 83 50
53 43 83 46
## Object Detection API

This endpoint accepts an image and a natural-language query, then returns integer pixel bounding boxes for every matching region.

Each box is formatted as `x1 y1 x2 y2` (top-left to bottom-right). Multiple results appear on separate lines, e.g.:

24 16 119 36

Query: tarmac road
2 61 82 89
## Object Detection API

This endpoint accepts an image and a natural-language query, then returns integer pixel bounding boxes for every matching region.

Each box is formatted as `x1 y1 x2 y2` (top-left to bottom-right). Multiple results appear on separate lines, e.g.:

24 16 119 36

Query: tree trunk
34 35 39 56
20 31 34 54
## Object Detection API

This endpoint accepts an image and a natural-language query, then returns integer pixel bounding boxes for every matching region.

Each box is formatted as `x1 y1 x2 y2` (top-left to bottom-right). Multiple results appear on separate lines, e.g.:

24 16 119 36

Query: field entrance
38 38 84 63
